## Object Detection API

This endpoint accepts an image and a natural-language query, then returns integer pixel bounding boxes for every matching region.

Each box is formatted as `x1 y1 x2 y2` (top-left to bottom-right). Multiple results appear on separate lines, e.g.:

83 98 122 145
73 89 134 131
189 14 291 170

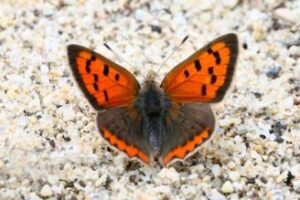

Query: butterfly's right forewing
161 34 238 103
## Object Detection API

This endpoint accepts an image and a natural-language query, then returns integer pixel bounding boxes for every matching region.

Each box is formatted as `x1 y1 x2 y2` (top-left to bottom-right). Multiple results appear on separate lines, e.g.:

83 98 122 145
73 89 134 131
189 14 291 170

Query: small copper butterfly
67 33 238 166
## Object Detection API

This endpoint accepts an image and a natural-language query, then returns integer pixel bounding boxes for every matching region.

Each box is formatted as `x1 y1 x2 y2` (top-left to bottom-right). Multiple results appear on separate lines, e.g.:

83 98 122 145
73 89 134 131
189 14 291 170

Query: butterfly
67 33 238 166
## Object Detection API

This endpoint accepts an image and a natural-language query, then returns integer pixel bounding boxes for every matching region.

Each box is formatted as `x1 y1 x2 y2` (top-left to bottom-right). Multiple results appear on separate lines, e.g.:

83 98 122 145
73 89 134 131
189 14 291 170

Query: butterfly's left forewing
161 33 238 103
67 45 140 110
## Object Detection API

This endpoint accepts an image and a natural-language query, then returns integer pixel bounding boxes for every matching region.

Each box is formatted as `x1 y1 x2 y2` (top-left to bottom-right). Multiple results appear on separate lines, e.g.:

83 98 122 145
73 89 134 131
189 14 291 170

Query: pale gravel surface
0 0 300 200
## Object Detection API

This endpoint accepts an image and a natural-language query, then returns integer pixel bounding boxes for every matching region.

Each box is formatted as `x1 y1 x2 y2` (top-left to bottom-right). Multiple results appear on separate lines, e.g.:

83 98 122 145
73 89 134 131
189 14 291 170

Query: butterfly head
143 70 159 84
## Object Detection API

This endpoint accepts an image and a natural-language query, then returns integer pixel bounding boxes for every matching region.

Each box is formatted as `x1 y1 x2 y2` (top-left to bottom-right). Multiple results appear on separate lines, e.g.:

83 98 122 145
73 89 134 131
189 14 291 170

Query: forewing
97 107 151 164
161 33 238 103
68 45 140 110
161 103 215 165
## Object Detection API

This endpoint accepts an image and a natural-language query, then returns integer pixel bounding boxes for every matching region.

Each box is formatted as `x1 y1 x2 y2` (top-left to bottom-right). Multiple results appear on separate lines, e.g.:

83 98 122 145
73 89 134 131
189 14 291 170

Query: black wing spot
184 70 190 78
103 90 109 101
208 67 214 74
211 75 217 84
115 73 120 81
93 74 99 82
207 47 213 54
91 54 96 61
201 85 207 96
85 54 96 73
194 60 201 71
103 64 109 76
93 83 99 91
213 51 221 64
85 60 91 73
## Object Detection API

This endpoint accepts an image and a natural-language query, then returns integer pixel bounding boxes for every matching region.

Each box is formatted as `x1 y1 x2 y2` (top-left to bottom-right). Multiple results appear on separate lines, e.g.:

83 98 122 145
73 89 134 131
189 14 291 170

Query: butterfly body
67 33 238 166
135 80 170 157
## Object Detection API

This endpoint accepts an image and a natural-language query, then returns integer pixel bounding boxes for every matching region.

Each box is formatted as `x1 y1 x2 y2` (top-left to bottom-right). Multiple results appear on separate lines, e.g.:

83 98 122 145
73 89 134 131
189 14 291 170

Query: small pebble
135 9 151 21
289 45 300 57
95 174 108 187
273 8 298 23
276 171 287 183
266 65 281 79
207 189 226 200
221 181 234 193
57 106 76 121
157 168 180 183
228 171 240 181
292 180 300 192
173 13 187 25
222 0 239 8
211 164 222 177
151 25 162 34
40 184 53 197
285 171 295 186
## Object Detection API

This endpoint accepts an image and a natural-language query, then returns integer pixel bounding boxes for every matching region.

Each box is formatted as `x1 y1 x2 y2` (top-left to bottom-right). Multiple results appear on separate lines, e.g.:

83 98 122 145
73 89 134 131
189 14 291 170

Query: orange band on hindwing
163 128 211 165
100 128 149 163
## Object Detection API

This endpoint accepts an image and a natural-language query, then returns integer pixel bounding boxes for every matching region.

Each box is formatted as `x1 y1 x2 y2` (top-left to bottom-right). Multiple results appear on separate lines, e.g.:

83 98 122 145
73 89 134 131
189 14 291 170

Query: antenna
156 35 189 73
103 42 135 69
104 42 148 79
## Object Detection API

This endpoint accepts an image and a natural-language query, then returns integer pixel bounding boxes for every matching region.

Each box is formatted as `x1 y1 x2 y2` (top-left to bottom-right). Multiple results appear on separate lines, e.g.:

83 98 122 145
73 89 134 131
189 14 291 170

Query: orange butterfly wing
161 33 238 103
68 45 151 162
67 45 140 109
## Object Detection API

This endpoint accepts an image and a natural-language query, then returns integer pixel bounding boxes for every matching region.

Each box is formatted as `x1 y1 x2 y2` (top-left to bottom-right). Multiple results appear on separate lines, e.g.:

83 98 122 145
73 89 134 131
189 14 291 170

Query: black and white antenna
103 42 135 69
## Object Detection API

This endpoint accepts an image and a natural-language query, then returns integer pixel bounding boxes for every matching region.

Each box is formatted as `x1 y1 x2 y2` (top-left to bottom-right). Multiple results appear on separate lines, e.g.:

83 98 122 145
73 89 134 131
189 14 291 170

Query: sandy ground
0 0 299 199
